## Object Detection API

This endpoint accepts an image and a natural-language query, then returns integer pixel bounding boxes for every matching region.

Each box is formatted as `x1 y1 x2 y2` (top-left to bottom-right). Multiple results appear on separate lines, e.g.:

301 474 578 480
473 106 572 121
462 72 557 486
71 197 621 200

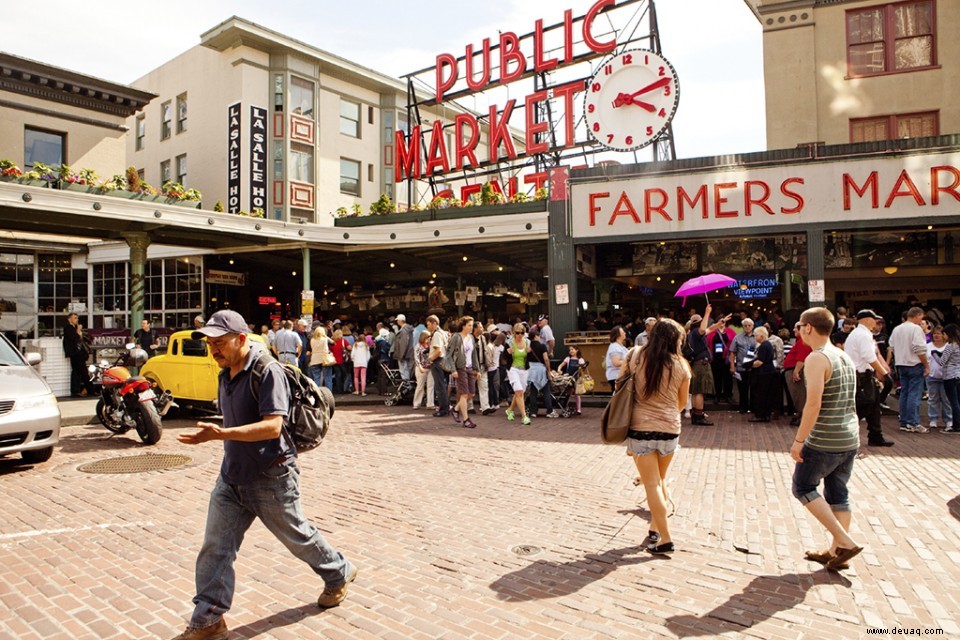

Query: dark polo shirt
218 343 292 485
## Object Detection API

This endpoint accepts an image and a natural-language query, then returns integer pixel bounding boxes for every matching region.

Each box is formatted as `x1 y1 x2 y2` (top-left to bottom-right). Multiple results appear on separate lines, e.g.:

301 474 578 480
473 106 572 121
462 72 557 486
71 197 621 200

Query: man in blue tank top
789 307 864 572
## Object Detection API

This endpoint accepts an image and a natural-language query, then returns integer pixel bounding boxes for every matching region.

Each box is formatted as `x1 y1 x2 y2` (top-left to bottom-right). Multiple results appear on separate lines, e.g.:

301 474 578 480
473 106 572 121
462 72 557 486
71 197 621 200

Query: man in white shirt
537 315 555 357
845 309 895 445
887 307 930 432
637 317 656 347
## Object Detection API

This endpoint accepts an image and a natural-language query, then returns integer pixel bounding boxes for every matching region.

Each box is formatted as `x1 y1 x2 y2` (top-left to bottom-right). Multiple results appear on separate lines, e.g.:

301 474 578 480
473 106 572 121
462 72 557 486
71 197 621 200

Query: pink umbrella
675 273 737 306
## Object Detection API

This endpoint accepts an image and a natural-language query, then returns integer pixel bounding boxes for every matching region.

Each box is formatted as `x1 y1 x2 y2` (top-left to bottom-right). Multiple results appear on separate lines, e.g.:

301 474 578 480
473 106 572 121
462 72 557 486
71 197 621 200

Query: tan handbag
600 348 640 444
576 368 595 395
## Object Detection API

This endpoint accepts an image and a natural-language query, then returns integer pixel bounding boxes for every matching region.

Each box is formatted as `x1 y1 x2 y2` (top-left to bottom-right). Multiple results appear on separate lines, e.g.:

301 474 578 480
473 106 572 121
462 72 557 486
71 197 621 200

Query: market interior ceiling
208 240 550 294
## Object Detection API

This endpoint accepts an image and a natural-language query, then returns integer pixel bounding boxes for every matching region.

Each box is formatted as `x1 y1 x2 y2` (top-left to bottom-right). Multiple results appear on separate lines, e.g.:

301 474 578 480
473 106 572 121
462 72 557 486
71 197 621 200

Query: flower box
332 201 546 227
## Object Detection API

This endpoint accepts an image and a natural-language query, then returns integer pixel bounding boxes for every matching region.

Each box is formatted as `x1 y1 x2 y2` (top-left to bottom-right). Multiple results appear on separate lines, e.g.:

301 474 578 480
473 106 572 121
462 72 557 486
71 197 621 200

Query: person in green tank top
505 323 532 425
789 307 864 572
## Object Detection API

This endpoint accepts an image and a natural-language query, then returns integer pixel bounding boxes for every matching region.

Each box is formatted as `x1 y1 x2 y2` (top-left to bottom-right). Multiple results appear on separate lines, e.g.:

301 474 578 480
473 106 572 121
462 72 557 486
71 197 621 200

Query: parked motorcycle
88 343 175 445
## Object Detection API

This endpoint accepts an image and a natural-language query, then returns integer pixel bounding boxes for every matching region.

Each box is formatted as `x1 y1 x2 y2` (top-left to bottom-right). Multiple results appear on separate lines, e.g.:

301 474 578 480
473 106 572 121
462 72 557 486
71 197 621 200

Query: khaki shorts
690 360 715 396
455 368 477 395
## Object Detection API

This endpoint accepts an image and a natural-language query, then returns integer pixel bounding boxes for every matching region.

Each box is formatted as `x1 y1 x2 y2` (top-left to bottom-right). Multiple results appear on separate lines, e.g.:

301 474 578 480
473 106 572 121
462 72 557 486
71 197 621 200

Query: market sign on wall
570 151 960 239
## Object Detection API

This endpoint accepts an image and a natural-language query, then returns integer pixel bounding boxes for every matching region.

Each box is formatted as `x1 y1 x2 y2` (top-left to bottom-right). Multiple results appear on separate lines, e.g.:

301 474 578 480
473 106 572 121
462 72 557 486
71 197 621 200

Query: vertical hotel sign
250 106 267 212
227 103 242 214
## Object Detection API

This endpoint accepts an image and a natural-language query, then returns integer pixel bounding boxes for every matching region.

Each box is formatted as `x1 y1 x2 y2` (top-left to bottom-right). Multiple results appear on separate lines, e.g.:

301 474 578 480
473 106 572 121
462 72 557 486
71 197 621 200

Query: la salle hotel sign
571 151 960 239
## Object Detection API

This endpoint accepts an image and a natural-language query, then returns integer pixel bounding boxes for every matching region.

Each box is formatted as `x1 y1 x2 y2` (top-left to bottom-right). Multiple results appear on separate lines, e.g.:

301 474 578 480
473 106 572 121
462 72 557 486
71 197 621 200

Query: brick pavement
1 405 959 639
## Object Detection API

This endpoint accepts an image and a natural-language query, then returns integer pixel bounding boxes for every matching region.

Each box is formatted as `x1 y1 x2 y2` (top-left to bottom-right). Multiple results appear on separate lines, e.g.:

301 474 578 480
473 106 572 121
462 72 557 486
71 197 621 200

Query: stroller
548 371 577 417
380 360 415 406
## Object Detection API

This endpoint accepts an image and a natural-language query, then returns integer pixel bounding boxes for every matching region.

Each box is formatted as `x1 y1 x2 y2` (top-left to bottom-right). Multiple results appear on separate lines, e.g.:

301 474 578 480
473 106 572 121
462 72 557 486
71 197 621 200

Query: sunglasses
515 331 525 335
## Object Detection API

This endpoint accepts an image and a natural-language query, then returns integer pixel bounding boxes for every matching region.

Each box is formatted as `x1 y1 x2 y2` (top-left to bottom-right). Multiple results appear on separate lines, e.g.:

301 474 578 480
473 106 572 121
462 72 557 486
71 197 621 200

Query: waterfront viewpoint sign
570 151 960 239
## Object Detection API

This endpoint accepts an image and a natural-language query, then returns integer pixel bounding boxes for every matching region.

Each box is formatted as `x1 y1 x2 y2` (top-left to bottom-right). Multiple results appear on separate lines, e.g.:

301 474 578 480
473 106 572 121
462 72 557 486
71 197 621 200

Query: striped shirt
940 343 960 381
805 343 860 453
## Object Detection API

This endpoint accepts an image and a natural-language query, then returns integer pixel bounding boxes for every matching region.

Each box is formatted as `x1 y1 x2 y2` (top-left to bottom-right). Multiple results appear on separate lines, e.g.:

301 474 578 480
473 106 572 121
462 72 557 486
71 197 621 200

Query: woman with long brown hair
622 318 691 555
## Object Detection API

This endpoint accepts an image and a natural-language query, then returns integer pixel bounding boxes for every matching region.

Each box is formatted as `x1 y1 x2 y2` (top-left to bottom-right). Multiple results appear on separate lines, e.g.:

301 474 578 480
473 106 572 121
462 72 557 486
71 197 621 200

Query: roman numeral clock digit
582 48 680 152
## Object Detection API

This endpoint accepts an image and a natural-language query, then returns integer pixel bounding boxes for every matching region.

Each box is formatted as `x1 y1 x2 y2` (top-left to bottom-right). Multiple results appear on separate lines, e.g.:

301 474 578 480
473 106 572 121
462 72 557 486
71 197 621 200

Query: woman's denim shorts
627 436 679 457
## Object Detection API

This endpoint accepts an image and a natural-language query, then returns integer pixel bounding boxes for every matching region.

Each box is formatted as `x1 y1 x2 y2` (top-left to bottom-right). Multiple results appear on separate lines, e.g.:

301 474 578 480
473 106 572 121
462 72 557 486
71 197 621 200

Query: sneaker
546 411 560 418
905 424 928 433
481 407 496 416
899 424 911 432
522 415 531 425
318 564 358 608
506 409 515 421
682 410 691 419
432 410 449 417
169 619 228 640
944 427 960 433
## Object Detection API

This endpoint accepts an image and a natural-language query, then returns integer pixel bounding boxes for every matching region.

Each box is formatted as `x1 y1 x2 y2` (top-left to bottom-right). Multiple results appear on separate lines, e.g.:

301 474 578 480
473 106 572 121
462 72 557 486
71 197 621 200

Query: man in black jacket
63 313 90 396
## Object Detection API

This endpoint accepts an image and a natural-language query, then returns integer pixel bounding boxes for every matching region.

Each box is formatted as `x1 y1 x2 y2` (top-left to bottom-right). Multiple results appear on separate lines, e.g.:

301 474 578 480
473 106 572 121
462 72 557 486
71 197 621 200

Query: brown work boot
317 564 358 608
169 618 228 640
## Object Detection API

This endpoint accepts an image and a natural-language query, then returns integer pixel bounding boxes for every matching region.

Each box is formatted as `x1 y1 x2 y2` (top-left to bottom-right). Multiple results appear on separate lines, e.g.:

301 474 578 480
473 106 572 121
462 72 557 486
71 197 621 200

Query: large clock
583 48 680 152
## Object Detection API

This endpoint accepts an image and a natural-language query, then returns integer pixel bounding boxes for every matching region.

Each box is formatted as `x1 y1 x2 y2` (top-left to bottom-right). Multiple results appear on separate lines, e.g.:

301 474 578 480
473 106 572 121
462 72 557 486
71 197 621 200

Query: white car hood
0 365 53 398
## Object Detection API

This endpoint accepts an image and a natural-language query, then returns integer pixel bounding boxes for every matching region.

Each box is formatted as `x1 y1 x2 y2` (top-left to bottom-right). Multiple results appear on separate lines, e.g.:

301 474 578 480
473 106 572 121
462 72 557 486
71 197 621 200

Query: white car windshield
0 336 26 366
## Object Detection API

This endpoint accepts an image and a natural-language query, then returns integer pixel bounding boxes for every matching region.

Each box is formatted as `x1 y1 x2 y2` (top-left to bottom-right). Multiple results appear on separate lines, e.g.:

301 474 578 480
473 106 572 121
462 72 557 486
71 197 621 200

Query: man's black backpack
249 352 335 453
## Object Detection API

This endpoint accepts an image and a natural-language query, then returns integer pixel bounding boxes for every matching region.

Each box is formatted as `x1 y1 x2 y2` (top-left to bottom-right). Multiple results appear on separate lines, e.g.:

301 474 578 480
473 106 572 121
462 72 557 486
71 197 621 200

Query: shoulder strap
248 351 299 451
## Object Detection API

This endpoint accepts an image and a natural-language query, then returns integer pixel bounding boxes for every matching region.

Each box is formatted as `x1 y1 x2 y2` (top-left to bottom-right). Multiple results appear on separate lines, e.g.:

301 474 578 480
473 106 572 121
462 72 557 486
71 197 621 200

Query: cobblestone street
1 405 959 639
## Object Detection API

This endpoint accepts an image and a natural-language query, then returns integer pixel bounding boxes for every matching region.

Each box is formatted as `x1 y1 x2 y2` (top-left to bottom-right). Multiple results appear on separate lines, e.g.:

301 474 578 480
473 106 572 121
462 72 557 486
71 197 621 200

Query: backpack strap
248 351 297 452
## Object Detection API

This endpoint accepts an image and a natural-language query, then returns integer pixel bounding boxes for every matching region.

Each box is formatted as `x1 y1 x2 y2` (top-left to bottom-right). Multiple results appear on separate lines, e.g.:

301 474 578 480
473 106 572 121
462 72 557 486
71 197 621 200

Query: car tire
21 446 53 464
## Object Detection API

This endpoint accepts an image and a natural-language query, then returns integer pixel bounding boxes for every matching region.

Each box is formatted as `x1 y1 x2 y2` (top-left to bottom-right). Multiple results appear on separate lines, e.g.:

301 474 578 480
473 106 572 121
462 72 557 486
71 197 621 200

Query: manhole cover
510 544 543 557
78 454 192 474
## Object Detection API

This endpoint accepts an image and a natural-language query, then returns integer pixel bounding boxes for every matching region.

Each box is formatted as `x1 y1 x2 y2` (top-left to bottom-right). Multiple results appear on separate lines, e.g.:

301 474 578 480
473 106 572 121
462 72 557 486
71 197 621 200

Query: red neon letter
394 127 421 181
461 184 483 202
842 171 878 210
644 188 671 222
525 91 550 155
499 32 527 85
563 10 574 63
677 185 708 220
455 114 480 170
714 183 738 218
435 53 458 103
884 170 926 208
424 120 449 175
524 171 549 192
465 39 491 92
609 192 641 225
583 0 617 54
552 81 582 147
780 178 805 214
932 166 960 205
488 100 518 162
745 181 774 215
533 20 559 73
588 192 609 226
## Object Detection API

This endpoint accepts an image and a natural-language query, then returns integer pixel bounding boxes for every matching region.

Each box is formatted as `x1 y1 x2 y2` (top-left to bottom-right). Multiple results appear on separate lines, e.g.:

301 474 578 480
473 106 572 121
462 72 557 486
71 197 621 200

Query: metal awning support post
123 232 150 332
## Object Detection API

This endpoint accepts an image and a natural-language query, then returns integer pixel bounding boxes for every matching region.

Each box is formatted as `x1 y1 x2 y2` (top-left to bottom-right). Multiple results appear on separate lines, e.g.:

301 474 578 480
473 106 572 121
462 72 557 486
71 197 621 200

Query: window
368 106 374 125
24 127 64 168
36 254 88 338
137 168 145 182
290 76 314 118
135 115 145 151
0 252 36 337
176 154 187 184
847 1 935 76
274 144 283 180
340 158 361 196
850 111 938 142
289 143 314 183
368 163 374 182
160 159 171 184
340 100 360 137
176 93 187 133
161 101 172 139
274 74 284 112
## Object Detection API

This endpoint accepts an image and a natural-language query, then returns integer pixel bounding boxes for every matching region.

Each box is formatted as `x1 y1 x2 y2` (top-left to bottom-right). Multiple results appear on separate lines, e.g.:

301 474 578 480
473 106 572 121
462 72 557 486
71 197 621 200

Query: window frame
339 99 361 138
135 115 145 151
175 154 187 185
160 100 172 140
289 76 315 118
160 159 172 184
845 0 938 78
24 126 66 169
340 157 361 197
849 110 939 142
176 93 187 134
289 143 315 184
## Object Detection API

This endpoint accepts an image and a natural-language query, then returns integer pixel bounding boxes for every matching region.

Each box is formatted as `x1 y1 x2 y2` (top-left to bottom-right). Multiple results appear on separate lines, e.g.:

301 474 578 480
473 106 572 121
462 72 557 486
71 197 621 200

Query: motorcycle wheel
96 398 127 434
135 401 163 445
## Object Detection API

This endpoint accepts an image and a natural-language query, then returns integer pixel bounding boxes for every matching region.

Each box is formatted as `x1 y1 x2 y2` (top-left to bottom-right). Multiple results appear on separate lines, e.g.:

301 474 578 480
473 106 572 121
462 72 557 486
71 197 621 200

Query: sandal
804 549 848 570
825 546 863 570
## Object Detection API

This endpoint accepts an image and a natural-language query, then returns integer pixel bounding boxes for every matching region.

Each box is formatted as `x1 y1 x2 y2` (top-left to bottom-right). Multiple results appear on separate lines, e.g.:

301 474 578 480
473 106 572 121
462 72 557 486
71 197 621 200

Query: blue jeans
308 364 333 391
792 446 857 511
189 465 352 628
398 359 412 382
897 364 925 427
927 377 953 426
944 378 960 429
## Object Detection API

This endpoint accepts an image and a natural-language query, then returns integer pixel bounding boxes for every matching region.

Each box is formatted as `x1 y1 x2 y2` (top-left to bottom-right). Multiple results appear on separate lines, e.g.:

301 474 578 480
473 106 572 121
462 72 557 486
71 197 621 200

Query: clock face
583 49 680 152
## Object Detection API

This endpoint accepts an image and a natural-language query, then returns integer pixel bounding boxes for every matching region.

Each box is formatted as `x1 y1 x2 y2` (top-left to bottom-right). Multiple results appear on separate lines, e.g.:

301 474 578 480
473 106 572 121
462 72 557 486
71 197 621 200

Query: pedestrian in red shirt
783 322 813 426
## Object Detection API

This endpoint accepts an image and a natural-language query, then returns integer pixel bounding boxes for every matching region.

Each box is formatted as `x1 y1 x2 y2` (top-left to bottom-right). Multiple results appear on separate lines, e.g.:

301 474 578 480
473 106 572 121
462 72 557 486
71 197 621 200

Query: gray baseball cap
192 310 248 339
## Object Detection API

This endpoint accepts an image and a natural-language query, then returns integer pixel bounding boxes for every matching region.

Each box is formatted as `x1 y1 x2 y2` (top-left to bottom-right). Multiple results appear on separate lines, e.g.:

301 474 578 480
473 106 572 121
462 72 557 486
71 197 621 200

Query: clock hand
628 97 656 112
630 77 671 98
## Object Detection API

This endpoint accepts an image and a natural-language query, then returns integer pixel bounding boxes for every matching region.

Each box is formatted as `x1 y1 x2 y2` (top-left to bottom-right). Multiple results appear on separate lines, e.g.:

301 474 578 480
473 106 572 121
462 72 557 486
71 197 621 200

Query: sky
1 0 766 160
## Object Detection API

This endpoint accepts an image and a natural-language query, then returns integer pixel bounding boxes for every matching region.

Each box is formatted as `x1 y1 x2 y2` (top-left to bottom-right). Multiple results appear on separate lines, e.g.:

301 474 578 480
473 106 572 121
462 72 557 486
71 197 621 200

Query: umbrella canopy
675 274 737 306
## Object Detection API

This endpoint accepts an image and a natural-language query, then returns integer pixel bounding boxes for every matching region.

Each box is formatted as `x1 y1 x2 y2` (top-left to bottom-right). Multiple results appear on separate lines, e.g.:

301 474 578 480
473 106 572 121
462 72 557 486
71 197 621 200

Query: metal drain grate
78 454 192 474
510 544 543 557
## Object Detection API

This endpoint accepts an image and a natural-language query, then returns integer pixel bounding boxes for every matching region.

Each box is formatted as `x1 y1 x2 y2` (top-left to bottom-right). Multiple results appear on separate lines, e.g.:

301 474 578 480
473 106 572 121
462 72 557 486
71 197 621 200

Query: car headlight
17 393 58 411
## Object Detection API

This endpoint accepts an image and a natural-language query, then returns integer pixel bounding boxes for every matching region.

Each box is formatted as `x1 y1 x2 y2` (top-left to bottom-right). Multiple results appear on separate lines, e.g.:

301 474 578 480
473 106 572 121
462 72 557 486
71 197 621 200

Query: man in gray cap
170 310 356 640
393 313 415 382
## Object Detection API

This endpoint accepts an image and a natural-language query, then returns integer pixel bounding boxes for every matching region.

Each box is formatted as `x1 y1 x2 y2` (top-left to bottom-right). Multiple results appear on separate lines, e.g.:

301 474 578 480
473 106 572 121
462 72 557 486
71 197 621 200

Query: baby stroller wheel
384 397 396 406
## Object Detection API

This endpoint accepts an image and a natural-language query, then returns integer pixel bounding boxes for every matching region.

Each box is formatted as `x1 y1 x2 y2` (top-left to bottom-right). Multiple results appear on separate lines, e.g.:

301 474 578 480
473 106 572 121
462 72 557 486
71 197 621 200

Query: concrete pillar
302 246 311 292
806 228 830 308
547 167 577 351
124 232 150 331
